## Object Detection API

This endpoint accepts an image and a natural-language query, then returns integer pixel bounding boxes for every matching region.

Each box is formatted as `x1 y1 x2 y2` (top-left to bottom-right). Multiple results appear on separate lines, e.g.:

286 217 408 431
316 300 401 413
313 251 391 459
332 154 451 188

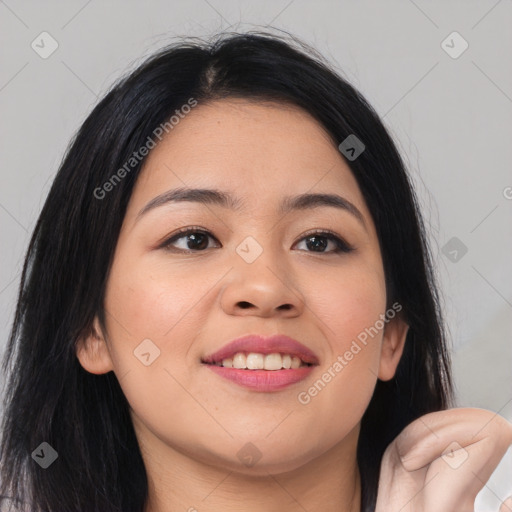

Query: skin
76 99 511 511
376 408 512 511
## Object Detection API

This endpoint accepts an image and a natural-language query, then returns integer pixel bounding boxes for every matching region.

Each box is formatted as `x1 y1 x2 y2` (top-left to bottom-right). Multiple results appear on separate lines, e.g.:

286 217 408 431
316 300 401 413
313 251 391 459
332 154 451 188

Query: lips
201 334 320 366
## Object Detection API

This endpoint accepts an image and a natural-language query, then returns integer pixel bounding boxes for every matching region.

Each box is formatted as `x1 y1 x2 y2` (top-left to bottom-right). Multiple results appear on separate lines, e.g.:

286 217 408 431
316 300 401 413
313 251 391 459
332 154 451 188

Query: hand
374 407 512 512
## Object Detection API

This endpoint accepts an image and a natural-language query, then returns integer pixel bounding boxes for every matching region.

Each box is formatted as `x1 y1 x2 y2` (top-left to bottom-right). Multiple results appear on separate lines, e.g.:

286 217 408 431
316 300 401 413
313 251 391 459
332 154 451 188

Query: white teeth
233 353 246 369
246 353 264 370
291 356 301 369
222 358 233 367
215 352 310 370
264 353 283 371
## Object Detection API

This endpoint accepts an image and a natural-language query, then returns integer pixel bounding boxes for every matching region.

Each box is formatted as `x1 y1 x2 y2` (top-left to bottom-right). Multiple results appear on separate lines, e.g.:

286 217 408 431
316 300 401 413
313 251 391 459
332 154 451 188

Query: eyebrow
136 187 366 228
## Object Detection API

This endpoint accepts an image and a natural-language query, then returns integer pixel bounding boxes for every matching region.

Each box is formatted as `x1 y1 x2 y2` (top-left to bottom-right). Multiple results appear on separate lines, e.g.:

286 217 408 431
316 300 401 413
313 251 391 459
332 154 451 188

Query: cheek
101 256 213 441
295 261 386 420
307 257 387 353
104 255 209 347
98 263 195 407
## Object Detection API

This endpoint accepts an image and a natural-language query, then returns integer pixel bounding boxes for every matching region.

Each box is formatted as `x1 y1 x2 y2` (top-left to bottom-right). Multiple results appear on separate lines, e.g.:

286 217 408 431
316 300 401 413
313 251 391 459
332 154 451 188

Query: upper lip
201 334 320 365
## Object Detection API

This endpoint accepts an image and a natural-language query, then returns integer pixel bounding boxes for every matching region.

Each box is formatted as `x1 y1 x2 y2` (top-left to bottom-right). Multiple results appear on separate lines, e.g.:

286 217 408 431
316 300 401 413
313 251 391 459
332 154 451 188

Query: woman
1 32 510 512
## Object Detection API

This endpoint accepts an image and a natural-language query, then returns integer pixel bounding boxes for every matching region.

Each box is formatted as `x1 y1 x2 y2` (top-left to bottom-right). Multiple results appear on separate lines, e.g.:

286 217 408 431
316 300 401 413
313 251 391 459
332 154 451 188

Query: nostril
237 301 253 309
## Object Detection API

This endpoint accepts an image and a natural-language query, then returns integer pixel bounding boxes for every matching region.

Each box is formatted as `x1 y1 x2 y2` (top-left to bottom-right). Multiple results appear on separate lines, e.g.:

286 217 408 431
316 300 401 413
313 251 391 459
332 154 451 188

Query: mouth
201 333 319 367
203 352 314 370
201 334 319 392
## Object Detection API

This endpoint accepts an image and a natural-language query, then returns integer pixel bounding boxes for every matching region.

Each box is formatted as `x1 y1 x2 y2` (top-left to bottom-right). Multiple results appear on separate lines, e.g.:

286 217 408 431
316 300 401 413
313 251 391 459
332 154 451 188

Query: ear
378 313 409 381
75 316 114 375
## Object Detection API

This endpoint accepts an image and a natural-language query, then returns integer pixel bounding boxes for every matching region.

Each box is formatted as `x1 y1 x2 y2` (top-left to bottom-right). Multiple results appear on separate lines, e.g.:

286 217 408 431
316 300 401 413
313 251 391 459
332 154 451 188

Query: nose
219 247 304 319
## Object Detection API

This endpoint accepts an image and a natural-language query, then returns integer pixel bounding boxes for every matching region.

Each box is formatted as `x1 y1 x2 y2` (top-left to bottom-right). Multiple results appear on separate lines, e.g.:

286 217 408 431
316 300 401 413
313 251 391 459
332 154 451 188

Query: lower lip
204 364 315 392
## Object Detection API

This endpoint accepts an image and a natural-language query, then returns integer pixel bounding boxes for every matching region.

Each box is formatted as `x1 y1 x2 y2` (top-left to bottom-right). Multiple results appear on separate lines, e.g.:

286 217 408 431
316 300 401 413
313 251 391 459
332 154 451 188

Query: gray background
1 0 511 509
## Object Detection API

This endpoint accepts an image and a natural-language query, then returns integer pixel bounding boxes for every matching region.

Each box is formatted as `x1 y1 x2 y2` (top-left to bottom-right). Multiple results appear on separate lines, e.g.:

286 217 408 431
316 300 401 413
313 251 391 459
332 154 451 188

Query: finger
420 436 500 511
376 409 512 512
380 438 508 512
395 408 512 471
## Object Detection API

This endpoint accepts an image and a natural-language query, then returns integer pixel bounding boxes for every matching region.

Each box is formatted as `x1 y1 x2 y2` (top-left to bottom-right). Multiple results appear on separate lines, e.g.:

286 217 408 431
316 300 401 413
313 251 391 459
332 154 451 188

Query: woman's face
77 99 408 475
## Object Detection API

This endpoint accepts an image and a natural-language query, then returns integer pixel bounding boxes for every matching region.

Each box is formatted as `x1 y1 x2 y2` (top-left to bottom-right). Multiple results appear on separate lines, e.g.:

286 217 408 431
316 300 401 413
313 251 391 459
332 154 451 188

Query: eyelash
160 226 355 255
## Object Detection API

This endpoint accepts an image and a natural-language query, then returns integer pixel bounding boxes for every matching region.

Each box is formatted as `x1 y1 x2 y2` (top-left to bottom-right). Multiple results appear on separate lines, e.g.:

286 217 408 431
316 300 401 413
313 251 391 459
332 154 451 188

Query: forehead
127 99 369 220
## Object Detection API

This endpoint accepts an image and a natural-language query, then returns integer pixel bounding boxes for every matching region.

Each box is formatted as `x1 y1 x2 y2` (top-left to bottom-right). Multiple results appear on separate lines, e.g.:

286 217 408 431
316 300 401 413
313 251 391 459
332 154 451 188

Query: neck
139 422 362 512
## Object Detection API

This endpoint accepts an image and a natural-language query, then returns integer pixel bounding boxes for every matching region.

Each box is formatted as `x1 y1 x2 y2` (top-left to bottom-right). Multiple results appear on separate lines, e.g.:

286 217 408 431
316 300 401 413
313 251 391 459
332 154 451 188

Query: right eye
161 227 221 253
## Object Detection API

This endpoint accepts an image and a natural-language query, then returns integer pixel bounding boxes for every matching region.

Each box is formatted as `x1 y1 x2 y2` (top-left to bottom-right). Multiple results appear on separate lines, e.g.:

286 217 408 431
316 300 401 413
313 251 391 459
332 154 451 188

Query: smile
206 352 312 370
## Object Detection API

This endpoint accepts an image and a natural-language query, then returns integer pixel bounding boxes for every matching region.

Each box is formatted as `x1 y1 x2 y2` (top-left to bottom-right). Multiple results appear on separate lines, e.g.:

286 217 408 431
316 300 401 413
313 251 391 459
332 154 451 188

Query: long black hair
0 31 453 511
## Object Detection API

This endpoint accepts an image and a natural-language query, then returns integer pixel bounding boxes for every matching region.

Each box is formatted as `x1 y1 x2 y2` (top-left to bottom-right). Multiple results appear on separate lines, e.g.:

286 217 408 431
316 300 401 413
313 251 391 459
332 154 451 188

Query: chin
203 441 320 477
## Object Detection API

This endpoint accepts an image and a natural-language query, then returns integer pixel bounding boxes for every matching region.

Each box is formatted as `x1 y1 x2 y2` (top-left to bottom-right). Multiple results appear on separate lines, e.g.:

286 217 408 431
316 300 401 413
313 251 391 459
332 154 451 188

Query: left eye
293 231 353 254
